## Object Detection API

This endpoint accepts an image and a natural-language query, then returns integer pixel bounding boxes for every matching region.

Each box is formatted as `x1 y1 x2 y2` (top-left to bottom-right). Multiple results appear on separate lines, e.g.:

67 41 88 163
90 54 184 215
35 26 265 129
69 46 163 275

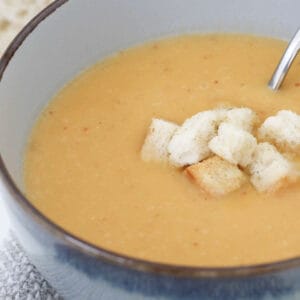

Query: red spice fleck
152 44 159 50
295 82 300 87
83 127 89 132
63 126 68 130
213 80 219 84
193 242 199 247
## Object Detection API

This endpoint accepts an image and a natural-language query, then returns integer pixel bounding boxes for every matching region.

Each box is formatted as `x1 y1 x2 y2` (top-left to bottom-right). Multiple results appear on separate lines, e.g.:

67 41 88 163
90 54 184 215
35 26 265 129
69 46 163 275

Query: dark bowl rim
1 0 300 279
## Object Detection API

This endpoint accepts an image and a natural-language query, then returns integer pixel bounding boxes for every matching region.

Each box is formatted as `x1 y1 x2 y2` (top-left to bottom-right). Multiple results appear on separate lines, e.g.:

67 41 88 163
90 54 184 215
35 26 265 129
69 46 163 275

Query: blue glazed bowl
1 1 300 299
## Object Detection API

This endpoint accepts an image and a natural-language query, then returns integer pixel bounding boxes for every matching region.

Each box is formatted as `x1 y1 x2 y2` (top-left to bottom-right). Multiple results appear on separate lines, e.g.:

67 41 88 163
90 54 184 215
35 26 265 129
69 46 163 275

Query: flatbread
0 0 53 55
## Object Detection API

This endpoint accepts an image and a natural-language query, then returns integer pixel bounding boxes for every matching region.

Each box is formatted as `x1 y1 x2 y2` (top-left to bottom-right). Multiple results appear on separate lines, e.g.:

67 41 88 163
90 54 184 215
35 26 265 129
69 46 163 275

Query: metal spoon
269 28 300 90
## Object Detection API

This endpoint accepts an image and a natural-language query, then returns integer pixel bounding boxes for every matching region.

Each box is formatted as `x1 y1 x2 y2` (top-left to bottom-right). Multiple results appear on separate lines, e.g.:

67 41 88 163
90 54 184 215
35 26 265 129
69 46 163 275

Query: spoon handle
269 28 300 90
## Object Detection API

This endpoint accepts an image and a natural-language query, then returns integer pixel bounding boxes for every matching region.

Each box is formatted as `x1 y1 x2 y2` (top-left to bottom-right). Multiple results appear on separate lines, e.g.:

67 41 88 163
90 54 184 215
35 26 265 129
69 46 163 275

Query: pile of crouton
141 107 300 197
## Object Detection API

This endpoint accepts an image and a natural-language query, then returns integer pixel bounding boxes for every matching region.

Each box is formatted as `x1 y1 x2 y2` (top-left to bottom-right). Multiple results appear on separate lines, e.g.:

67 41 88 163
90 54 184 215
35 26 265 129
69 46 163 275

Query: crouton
248 142 297 192
224 107 259 132
168 109 226 167
209 123 257 167
258 110 300 153
141 118 179 163
185 156 247 197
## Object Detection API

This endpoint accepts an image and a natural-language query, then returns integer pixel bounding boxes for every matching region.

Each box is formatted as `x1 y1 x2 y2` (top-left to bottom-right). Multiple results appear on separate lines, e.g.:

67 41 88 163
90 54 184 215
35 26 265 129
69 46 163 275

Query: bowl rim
1 0 300 279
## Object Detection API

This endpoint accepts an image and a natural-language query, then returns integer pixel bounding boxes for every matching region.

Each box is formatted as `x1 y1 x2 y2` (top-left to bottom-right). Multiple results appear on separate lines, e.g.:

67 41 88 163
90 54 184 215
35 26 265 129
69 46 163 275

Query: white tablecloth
0 196 61 299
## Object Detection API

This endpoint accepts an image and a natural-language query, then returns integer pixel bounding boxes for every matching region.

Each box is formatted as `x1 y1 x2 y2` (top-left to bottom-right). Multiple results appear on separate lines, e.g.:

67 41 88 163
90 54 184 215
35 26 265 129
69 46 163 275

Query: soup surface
24 34 300 267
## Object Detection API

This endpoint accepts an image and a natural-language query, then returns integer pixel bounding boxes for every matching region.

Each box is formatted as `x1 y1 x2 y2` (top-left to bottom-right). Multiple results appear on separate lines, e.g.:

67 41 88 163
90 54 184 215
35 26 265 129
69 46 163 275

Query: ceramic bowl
1 1 300 299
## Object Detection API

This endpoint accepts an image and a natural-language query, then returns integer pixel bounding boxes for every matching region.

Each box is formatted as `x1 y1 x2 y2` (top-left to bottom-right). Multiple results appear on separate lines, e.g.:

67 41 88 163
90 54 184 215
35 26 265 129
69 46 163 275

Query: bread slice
185 156 247 196
224 107 259 133
248 142 297 192
209 122 257 167
0 0 53 55
258 110 300 153
141 118 179 163
168 109 226 167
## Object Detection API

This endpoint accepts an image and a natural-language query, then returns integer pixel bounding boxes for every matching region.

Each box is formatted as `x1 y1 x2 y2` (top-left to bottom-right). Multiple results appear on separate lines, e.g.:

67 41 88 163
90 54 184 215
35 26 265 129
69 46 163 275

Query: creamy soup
24 34 300 267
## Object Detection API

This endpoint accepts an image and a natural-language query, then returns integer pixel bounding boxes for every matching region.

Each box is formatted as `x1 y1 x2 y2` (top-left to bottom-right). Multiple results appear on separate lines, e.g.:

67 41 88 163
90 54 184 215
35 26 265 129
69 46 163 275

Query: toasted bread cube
168 110 226 167
141 118 179 163
248 142 297 192
224 107 259 132
209 123 257 167
185 156 247 197
258 110 300 153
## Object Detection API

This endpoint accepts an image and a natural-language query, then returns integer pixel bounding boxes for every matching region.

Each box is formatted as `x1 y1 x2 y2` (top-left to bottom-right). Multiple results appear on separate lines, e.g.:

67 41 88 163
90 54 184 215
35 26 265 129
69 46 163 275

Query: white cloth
0 198 61 300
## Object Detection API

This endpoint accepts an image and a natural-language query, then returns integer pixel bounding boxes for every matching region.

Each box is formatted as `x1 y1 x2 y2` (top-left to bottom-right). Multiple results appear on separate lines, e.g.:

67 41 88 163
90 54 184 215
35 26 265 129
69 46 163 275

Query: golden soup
24 34 300 267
